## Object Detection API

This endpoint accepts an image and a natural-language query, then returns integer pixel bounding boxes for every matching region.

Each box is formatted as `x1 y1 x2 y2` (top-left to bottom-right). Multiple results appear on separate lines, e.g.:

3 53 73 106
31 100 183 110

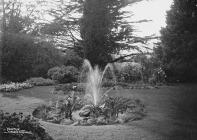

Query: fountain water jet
81 59 116 106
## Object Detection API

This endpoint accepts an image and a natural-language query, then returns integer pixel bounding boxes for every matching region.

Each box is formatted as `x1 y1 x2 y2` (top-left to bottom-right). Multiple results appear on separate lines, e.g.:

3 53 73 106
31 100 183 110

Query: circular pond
32 92 145 126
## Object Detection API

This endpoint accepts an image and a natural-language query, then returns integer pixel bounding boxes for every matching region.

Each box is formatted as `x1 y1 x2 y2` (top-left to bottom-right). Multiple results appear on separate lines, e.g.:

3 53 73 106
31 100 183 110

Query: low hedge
26 77 55 86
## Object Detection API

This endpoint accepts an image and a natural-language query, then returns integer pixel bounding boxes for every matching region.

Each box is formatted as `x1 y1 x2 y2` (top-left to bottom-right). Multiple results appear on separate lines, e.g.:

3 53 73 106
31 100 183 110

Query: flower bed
0 82 33 92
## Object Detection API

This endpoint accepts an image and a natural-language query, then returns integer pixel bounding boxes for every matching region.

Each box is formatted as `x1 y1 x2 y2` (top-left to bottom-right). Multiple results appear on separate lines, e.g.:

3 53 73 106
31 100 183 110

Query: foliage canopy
159 0 197 82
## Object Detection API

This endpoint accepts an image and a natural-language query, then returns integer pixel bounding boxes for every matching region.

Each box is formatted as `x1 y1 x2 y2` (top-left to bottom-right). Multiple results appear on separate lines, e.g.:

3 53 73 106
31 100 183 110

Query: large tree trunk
0 0 5 83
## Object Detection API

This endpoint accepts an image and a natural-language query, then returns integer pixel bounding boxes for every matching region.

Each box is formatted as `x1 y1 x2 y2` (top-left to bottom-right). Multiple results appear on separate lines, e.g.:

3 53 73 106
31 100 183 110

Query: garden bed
0 77 55 93
0 111 53 140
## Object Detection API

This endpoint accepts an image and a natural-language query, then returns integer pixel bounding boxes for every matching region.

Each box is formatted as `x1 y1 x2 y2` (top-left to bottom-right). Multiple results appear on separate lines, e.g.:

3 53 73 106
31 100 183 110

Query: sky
128 0 173 37
16 0 173 38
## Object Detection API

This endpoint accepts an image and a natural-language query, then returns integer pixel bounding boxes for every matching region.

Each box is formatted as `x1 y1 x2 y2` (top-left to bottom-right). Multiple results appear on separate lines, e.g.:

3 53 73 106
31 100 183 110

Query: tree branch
111 52 152 63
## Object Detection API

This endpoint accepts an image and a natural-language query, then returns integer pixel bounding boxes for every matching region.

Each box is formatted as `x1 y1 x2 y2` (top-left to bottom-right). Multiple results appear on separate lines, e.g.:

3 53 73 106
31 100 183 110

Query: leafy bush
0 82 33 92
47 67 61 78
0 111 53 140
26 77 55 86
149 68 166 85
103 97 145 119
114 62 142 83
48 65 79 83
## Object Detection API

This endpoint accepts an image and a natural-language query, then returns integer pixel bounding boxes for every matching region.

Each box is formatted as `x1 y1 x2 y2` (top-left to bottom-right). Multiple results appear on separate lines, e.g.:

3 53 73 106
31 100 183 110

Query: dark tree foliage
2 33 63 82
160 0 197 82
2 33 36 82
80 0 133 67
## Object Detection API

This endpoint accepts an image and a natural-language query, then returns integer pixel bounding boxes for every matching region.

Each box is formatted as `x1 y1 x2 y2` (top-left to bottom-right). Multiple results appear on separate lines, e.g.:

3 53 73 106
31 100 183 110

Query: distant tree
1 0 65 82
2 0 38 34
40 0 83 49
160 0 197 82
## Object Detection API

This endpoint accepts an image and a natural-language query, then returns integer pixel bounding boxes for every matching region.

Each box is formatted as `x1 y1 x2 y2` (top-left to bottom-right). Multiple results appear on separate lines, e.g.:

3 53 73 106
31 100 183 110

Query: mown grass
0 84 197 139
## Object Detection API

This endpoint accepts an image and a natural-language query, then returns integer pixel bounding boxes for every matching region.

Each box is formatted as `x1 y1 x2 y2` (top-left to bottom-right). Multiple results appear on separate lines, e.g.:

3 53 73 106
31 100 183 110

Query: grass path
0 85 197 140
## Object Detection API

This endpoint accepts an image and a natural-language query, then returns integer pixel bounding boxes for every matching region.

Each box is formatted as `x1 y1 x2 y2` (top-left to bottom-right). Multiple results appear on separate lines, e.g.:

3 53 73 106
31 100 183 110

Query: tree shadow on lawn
168 84 197 140
1 91 20 99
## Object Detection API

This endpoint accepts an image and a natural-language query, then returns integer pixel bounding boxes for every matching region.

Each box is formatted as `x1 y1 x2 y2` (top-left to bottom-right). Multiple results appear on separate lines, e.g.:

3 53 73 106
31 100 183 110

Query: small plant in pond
59 92 84 120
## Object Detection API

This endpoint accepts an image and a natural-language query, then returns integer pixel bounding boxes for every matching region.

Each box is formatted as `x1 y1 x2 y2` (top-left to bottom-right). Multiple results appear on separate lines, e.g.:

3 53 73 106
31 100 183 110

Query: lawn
0 84 197 140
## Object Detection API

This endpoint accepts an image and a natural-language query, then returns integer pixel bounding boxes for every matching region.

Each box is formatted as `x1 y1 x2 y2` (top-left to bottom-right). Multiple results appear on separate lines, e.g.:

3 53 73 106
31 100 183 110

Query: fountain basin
32 95 146 126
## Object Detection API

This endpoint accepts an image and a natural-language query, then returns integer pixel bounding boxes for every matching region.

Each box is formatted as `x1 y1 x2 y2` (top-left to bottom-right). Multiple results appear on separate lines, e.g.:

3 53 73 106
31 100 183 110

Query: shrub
26 77 55 86
51 71 65 83
0 111 53 140
113 62 142 83
119 65 142 83
48 65 79 83
33 93 84 122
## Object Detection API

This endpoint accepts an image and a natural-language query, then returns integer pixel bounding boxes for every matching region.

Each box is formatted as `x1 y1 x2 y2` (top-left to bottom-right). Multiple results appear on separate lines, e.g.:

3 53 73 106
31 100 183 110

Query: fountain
32 59 145 126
